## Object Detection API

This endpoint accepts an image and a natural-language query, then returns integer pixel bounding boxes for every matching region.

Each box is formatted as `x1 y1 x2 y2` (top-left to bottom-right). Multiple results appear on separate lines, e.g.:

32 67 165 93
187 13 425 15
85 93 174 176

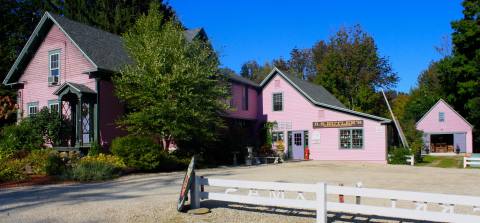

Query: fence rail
191 177 480 223
464 157 480 168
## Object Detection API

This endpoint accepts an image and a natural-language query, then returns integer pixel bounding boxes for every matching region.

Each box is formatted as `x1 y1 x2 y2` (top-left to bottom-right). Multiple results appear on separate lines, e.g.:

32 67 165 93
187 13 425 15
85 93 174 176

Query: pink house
2 12 257 152
259 68 391 163
416 99 473 154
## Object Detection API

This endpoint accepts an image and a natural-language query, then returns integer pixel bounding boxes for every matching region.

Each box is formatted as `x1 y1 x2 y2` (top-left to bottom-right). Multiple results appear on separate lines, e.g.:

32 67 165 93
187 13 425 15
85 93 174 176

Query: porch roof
53 82 96 96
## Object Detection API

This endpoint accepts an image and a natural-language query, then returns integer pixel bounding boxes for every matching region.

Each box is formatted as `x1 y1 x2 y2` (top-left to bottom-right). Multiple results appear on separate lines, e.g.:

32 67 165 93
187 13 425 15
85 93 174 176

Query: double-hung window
27 102 39 117
48 50 60 85
272 92 283 111
242 85 249 111
340 129 363 149
48 99 59 113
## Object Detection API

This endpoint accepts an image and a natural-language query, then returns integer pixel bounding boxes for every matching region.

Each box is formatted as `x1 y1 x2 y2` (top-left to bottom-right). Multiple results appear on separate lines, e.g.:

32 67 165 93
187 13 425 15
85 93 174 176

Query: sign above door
313 120 363 128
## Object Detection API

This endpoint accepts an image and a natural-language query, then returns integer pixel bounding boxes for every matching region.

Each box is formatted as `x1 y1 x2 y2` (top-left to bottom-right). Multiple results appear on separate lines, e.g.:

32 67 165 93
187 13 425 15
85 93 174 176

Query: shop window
439 112 445 122
272 93 283 111
272 131 284 143
340 129 363 149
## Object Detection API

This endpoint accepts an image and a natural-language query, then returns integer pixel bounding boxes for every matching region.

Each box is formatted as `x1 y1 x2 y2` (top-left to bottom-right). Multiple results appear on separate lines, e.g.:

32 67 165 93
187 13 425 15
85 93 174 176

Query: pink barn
416 99 473 154
4 12 395 163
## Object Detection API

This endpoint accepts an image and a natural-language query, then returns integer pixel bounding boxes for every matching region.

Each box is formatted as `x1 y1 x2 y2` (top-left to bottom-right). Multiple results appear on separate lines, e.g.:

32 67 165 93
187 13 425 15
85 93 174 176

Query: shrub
45 154 66 176
388 147 412 164
28 107 71 146
0 122 43 159
87 141 101 157
0 158 28 182
111 135 163 171
25 149 56 175
112 135 189 171
69 154 125 181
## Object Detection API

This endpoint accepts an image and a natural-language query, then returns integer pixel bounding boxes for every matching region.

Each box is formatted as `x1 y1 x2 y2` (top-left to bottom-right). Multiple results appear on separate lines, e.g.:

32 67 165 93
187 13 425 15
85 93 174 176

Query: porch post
76 96 82 147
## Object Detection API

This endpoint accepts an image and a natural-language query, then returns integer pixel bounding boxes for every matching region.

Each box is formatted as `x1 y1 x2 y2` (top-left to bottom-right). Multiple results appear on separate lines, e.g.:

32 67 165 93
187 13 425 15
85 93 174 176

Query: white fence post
464 157 467 168
190 174 201 209
316 182 327 223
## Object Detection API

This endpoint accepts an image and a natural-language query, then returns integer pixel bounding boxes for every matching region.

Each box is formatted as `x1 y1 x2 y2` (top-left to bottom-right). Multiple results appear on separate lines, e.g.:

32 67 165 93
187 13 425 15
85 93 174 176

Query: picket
193 177 480 223
463 157 480 168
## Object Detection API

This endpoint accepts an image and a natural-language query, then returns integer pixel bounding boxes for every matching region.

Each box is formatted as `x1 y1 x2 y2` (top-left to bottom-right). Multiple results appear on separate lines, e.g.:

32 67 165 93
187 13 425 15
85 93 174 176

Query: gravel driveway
1 161 480 223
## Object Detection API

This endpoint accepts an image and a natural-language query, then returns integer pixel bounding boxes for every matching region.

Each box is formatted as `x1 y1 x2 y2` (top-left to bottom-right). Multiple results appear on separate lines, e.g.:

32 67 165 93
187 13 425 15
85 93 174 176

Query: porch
53 82 98 153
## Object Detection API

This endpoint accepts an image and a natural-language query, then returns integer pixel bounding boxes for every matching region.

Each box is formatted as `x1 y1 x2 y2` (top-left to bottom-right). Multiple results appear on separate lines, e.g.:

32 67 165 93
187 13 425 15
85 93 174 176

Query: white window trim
272 92 284 112
339 128 364 150
28 105 38 117
439 112 445 122
48 49 61 85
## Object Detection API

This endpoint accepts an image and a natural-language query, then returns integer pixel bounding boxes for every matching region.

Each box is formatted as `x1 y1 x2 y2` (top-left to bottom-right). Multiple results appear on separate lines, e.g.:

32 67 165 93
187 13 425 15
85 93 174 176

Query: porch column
76 96 82 147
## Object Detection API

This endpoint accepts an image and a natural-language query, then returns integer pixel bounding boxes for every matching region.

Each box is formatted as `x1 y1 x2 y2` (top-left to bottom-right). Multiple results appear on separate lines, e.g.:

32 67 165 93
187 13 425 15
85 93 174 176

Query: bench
253 156 280 165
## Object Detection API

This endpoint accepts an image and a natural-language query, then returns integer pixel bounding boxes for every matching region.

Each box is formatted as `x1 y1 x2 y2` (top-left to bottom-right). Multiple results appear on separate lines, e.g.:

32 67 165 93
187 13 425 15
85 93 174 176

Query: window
272 131 285 143
48 99 59 113
272 93 283 111
439 112 445 122
304 131 309 147
294 133 302 146
242 85 248 110
340 129 363 149
48 50 60 85
27 102 38 117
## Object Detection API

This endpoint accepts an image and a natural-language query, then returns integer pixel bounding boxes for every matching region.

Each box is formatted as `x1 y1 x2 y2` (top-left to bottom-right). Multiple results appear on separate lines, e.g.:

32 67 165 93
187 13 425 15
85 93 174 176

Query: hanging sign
177 156 196 211
313 120 363 128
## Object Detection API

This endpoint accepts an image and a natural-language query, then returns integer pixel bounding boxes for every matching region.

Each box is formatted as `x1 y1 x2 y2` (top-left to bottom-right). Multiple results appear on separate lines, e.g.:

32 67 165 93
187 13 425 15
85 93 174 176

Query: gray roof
227 73 260 88
53 82 96 95
284 73 346 108
49 13 133 72
260 67 391 122
3 12 205 84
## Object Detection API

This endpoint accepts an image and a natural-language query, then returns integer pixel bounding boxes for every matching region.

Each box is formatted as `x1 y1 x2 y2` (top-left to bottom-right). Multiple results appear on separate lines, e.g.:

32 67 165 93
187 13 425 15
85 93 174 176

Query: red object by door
304 147 310 160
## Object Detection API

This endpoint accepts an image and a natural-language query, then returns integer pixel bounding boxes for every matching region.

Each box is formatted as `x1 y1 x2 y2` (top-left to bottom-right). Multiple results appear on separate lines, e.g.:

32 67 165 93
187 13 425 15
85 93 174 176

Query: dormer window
439 112 445 122
48 50 60 85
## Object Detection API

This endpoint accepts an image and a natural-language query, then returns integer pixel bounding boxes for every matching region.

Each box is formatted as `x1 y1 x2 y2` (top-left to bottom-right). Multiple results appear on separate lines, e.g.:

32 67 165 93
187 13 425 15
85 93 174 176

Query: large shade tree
313 25 398 115
113 3 228 150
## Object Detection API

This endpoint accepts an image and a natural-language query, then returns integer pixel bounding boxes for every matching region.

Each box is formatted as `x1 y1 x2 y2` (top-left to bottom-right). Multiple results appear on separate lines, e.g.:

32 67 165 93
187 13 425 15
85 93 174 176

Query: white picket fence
463 157 480 168
190 176 480 223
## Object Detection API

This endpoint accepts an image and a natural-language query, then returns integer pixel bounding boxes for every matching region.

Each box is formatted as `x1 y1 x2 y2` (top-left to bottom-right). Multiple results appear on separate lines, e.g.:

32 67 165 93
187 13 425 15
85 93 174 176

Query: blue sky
169 0 463 92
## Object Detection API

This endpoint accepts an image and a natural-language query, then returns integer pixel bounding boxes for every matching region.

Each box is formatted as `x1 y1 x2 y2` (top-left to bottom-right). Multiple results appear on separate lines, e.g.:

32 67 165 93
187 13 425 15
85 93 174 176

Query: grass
416 155 464 168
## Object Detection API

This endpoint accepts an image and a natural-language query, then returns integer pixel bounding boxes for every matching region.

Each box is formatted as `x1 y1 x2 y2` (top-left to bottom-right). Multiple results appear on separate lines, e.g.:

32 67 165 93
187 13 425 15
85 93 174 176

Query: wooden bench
254 156 280 165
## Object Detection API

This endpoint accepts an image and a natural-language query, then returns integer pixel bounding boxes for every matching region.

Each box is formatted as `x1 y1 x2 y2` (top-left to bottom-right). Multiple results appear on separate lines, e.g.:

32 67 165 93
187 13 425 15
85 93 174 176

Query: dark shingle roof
227 73 260 88
49 13 133 72
3 12 206 84
283 72 346 108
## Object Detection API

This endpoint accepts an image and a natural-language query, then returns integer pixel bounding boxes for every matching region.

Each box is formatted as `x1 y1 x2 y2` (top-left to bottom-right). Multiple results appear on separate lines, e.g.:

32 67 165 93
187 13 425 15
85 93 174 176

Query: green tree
313 25 398 115
113 3 228 151
63 0 175 35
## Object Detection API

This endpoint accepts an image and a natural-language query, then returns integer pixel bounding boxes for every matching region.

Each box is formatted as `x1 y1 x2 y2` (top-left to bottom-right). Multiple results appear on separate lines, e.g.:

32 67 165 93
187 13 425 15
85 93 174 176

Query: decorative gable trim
416 99 473 129
3 12 97 85
260 67 391 123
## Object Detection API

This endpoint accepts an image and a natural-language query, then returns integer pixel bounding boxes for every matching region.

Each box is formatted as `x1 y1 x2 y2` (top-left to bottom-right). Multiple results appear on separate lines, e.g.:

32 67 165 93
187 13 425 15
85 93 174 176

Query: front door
292 131 304 160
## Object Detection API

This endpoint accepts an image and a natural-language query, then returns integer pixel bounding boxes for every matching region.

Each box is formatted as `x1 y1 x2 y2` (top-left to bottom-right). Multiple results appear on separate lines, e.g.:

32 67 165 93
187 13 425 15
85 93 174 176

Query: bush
388 147 412 164
25 149 56 175
87 141 101 157
45 154 66 176
69 154 125 182
0 158 28 182
0 122 43 159
112 135 189 171
111 135 163 171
